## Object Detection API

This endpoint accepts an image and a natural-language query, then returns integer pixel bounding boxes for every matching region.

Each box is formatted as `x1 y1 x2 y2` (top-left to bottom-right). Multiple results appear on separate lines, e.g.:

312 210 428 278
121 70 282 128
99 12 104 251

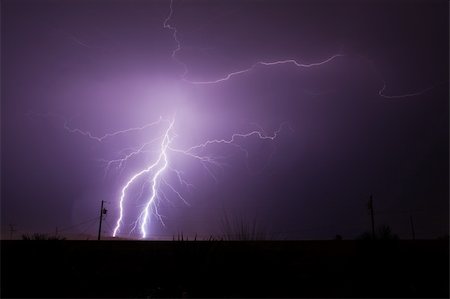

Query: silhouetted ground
1 240 448 298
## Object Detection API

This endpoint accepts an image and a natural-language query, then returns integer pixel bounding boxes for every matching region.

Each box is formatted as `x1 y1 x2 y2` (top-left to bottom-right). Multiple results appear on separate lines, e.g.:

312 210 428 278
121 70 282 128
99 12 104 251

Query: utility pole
97 200 106 240
9 224 16 240
368 195 375 239
409 215 416 240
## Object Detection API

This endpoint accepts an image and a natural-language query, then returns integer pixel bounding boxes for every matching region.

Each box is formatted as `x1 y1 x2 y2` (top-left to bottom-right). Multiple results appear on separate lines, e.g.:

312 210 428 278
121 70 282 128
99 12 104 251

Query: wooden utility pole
368 195 375 239
98 200 104 240
410 215 416 240
9 224 16 240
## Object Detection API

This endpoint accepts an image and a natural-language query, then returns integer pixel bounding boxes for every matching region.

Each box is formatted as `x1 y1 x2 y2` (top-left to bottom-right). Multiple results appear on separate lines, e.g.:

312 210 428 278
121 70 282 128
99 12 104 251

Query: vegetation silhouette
221 211 267 240
21 233 66 241
357 225 399 241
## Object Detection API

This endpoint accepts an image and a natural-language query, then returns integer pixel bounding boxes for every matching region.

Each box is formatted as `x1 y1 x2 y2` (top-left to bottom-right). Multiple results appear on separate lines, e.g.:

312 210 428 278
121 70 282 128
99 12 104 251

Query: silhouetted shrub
21 233 66 240
221 212 266 240
357 225 399 241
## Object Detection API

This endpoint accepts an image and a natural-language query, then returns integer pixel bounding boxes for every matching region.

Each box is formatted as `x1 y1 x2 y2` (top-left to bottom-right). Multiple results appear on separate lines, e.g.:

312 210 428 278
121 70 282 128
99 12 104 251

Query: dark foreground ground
1 240 448 298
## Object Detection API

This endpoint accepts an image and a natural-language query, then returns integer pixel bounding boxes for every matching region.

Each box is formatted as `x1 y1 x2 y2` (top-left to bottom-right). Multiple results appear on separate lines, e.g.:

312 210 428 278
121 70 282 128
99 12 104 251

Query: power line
59 216 101 233
103 218 115 236
79 218 101 237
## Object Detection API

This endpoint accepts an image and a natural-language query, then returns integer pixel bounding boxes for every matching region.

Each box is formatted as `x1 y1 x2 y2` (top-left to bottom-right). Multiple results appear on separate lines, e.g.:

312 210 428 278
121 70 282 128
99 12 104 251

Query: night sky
2 0 448 239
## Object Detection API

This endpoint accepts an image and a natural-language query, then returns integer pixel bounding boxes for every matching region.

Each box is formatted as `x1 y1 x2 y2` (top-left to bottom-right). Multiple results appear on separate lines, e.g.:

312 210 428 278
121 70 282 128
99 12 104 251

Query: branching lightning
113 119 175 238
163 0 188 78
115 0 441 237
163 0 438 98
378 79 440 99
64 116 165 142
183 54 345 85
32 111 291 238
31 0 442 239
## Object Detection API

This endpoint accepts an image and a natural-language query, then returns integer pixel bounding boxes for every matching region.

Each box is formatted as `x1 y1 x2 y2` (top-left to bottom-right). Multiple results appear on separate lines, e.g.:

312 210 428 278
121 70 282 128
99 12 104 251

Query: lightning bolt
25 111 165 143
113 119 175 238
185 122 290 153
63 116 164 142
163 0 439 98
100 135 163 177
28 108 291 238
163 0 188 78
113 0 442 238
28 109 287 238
378 82 438 99
33 112 289 238
106 117 288 238
29 0 443 240
183 54 345 85
362 56 441 99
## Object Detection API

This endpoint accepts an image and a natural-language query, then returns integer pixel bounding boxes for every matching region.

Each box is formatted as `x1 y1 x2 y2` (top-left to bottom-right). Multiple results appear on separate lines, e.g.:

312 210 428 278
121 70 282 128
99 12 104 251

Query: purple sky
2 0 448 239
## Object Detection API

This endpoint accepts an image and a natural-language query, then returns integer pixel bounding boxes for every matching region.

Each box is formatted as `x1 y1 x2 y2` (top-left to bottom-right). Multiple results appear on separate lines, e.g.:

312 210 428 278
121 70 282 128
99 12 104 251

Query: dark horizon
2 0 449 241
